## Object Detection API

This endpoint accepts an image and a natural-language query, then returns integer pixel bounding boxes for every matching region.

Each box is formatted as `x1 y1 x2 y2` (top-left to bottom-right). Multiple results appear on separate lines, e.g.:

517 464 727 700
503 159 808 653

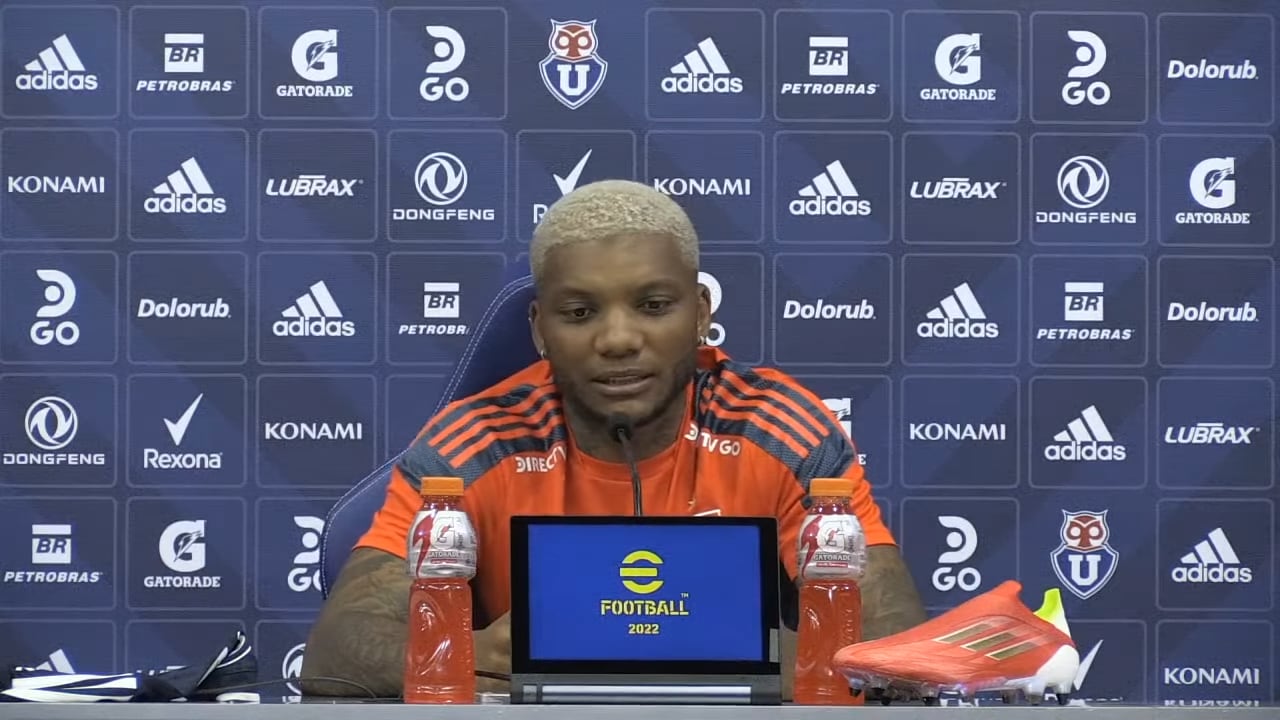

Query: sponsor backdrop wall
0 0 1275 706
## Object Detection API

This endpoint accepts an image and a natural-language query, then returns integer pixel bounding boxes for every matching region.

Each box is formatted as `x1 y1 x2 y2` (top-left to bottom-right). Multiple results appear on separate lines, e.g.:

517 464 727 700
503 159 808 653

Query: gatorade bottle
404 476 477 704
793 477 867 705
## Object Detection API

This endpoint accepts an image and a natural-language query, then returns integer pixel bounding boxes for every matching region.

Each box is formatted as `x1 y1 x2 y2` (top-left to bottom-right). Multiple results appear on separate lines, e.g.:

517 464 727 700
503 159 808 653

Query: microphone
607 413 643 517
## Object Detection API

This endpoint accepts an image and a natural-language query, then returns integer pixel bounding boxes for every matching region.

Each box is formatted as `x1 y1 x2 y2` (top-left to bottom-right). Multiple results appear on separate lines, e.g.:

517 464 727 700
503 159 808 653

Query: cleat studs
1055 691 1071 706
1025 693 1044 706
1001 690 1018 705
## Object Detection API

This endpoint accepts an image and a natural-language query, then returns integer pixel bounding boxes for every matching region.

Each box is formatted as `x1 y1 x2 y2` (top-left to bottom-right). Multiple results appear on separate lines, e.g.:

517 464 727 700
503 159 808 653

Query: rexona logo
909 422 1006 441
143 394 222 470
146 519 221 588
277 29 353 98
144 158 228 215
909 177 1003 201
272 281 355 338
136 297 231 319
1165 301 1258 323
265 174 362 198
1177 157 1249 225
661 37 743 94
916 282 999 339
922 33 994 101
1171 527 1253 584
1167 59 1258 81
398 282 467 336
15 35 99 91
1044 405 1126 462
782 298 875 320
789 160 870 216
1164 422 1259 446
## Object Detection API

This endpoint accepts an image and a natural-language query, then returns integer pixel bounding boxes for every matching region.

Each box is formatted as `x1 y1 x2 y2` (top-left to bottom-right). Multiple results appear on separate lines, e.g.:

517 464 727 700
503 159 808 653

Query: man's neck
567 392 688 464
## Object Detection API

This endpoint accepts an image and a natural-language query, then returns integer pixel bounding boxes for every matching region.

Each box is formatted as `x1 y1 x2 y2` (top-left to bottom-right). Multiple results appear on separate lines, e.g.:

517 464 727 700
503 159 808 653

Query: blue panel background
0 0 1275 707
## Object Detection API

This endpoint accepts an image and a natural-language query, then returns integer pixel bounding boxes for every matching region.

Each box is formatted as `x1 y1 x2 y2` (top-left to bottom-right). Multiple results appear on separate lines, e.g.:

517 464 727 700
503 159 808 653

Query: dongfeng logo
414 153 467 206
25 397 78 451
1057 156 1110 209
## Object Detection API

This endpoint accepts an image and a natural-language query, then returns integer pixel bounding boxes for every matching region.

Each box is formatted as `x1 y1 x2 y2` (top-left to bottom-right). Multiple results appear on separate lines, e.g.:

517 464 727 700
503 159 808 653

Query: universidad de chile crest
1050 510 1118 600
539 19 608 110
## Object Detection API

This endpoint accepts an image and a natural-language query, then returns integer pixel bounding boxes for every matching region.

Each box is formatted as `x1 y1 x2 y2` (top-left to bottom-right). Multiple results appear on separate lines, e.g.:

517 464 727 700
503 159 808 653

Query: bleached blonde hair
530 179 699 284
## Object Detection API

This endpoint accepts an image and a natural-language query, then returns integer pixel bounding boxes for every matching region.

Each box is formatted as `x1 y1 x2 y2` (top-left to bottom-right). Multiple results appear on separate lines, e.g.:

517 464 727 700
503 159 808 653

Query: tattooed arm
860 545 928 640
300 548 511 697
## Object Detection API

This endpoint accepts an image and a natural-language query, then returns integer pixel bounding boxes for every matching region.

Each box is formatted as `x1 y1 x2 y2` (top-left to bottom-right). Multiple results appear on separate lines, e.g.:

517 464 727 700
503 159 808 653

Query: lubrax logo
1171 528 1253 584
917 283 999 339
15 35 99 91
264 174 362 198
909 177 1003 200
923 33 995 101
909 423 1006 441
789 161 870 216
652 177 751 197
661 37 744 94
1164 422 1258 445
1044 405 1126 461
6 176 105 194
263 422 363 441
136 297 231 319
781 298 875 320
1167 59 1258 80
1165 301 1257 323
145 158 227 215
146 519 221 589
1178 157 1249 225
273 281 355 337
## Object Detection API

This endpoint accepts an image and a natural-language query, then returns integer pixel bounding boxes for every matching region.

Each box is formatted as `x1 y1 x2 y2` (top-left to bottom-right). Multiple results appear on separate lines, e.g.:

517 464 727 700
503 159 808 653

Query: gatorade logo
619 550 664 594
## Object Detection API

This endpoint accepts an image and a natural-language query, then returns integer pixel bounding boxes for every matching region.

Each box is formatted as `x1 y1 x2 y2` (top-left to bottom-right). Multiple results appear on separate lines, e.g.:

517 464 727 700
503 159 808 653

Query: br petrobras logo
0 498 114 610
127 6 248 118
773 10 891 122
539 19 607 110
1030 255 1146 367
1031 134 1147 245
386 252 506 365
1051 510 1118 600
1157 13 1274 125
1158 135 1274 248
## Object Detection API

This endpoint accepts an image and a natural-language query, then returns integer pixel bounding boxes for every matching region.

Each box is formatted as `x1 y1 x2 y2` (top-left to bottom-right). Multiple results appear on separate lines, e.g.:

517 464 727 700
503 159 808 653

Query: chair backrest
318 273 539 595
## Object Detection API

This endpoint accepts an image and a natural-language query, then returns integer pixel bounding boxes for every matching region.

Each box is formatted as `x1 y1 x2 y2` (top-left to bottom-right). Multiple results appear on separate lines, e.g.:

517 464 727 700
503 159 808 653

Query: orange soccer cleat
831 580 1080 706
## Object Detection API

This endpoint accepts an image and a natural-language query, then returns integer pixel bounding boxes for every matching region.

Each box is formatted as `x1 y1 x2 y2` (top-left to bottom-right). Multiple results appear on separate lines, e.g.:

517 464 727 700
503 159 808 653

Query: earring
538 348 547 359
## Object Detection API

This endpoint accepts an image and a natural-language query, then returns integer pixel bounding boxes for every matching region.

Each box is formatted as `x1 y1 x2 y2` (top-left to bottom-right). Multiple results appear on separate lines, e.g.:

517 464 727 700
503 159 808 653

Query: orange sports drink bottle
793 477 867 705
403 476 477 704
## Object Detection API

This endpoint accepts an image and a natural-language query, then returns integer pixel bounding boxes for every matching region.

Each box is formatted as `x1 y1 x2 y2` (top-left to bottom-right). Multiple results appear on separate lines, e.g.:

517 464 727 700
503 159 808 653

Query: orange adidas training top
357 347 895 628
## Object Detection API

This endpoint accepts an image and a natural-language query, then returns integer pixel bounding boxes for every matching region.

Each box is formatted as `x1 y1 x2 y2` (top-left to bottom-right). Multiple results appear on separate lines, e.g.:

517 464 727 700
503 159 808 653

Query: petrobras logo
781 298 875 320
661 37 744 95
420 25 469 102
1164 422 1259 446
276 29 352 98
916 282 999 339
398 282 468 337
287 516 324 593
1165 301 1258 323
6 175 105 195
788 160 870 216
1170 528 1253 584
30 269 80 347
652 177 751 197
2 396 106 468
146 519 222 588
780 36 878 97
1043 405 1127 462
1035 282 1134 342
922 33 995 101
1035 155 1138 226
2 524 103 585
137 33 234 93
1061 30 1110 106
1167 59 1258 81
142 394 222 471
391 152 496 222
15 35 99 92
1177 157 1250 225
264 174 363 198
908 176 1003 201
272 280 355 338
136 297 231 319
908 422 1007 442
262 421 363 442
144 157 228 215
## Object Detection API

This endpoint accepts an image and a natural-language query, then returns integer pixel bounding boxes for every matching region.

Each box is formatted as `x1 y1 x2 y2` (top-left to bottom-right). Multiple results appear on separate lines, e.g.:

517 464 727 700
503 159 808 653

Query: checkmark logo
164 393 203 447
553 149 593 196
1072 639 1102 691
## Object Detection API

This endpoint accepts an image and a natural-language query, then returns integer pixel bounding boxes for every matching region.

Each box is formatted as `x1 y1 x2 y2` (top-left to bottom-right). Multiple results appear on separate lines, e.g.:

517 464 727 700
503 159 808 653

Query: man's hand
474 613 512 693
860 545 927 640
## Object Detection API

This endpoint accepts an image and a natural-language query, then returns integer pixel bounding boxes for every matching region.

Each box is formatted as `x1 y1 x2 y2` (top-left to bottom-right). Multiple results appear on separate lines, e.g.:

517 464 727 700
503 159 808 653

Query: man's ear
528 300 545 358
696 282 712 340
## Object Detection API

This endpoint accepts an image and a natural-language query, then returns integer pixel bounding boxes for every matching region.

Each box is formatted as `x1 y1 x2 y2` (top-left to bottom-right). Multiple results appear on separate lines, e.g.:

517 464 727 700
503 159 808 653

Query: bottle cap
419 476 464 497
809 477 854 498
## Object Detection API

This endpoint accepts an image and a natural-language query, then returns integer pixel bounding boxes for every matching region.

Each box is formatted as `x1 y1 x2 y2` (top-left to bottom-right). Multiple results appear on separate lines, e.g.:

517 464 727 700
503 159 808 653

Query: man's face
531 233 710 428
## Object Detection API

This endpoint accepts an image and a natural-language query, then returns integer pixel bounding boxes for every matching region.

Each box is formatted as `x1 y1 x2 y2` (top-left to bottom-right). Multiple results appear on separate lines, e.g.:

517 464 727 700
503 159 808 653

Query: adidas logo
15 35 99 92
916 282 999 339
34 649 75 674
144 157 227 215
788 161 872 217
1044 405 1127 462
1171 528 1253 584
272 281 355 338
661 37 744 94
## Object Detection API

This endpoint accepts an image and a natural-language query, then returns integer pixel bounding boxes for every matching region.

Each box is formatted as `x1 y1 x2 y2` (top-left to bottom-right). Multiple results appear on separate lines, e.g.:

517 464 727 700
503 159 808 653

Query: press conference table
1 704 1276 720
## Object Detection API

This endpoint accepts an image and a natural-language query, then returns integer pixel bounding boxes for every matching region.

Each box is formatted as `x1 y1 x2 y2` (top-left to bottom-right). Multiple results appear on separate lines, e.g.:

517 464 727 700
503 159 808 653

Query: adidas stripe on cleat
831 580 1080 706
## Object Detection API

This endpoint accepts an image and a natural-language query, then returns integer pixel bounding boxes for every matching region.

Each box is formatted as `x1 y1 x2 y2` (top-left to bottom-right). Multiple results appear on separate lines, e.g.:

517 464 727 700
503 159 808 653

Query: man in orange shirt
302 179 925 697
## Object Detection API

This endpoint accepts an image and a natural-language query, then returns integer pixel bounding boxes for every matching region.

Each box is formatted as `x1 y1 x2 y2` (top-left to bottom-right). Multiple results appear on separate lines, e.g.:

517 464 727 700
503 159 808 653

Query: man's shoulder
398 363 567 487
697 352 846 469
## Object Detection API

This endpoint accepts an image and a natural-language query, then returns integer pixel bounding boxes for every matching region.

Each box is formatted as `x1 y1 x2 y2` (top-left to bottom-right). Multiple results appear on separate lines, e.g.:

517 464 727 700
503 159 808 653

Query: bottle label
798 514 865 581
407 508 477 579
